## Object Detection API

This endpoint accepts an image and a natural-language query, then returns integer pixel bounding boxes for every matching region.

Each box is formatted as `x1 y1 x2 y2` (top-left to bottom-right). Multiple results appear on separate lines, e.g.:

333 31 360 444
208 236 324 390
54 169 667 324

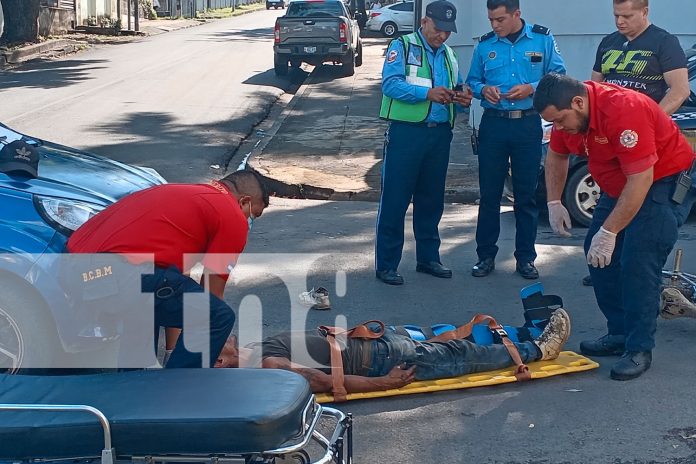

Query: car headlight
137 166 167 185
33 196 106 235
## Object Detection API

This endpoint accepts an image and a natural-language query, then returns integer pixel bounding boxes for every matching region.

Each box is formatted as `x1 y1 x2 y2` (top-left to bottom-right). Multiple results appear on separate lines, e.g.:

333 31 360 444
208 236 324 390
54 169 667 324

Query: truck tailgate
277 17 344 45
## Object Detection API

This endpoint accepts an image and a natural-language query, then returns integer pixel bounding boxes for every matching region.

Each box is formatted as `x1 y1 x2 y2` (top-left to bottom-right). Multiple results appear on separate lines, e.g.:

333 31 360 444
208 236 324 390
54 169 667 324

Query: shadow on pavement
0 59 109 91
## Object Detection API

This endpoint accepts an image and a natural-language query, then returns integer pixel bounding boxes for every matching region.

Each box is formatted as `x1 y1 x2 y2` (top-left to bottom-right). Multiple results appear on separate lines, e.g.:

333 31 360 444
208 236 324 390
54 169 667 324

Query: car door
390 2 413 32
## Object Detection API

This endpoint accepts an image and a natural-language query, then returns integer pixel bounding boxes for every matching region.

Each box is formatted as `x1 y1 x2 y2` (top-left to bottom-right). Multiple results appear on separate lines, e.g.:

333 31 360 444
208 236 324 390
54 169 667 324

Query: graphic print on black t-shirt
593 25 687 103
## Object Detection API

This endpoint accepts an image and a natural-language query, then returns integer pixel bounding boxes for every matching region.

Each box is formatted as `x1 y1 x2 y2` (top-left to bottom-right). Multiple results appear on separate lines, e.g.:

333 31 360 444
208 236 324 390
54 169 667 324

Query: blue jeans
586 177 696 352
475 113 542 263
143 267 236 368
366 330 540 381
375 121 453 271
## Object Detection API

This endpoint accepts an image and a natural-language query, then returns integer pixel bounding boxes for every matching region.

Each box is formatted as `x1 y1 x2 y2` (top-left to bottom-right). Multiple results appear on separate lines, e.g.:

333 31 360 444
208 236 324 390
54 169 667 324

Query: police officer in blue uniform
466 0 565 280
375 0 472 286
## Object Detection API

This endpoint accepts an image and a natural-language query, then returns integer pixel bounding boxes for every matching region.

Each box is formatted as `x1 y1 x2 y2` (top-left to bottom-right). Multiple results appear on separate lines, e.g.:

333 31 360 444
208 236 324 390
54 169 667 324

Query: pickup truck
273 0 363 77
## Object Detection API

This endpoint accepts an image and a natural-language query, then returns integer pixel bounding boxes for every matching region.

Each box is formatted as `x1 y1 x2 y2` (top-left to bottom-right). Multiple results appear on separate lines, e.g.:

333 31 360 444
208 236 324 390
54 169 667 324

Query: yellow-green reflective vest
379 32 459 127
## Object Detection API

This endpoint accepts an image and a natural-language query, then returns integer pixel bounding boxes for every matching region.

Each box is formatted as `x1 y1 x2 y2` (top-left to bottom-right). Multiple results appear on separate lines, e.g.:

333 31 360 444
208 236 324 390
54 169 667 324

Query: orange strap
321 316 531 401
320 321 385 402
428 314 531 381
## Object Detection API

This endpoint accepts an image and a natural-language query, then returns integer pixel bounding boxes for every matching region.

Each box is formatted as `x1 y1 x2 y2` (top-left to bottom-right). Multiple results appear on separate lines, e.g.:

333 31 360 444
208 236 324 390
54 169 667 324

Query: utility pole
134 0 139 31
127 0 132 30
414 0 422 29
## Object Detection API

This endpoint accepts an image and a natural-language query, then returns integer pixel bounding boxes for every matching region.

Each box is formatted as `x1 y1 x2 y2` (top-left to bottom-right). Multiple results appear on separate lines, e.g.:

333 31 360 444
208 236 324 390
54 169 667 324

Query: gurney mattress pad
0 369 312 460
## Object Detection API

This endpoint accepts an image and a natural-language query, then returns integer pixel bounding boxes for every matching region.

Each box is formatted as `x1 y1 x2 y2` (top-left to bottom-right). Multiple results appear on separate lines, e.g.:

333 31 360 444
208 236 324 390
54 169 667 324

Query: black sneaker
610 351 652 381
579 334 625 357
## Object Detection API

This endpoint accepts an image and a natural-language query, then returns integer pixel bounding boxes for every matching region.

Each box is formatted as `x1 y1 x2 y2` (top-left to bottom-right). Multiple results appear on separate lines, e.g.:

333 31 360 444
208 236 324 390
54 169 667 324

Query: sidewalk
248 35 480 203
0 17 202 68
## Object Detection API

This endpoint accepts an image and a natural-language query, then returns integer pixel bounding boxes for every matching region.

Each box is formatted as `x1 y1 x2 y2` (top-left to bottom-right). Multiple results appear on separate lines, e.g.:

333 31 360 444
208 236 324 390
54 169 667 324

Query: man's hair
614 0 648 8
533 73 587 113
221 170 269 207
486 0 519 13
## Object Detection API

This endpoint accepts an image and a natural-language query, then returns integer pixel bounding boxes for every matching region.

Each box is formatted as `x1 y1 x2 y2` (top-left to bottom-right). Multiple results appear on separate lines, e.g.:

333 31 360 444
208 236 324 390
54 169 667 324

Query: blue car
0 123 166 374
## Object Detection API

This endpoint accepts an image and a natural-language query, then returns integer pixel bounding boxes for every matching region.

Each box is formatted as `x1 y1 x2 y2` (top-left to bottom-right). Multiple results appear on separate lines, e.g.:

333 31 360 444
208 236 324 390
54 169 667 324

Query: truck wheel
564 164 599 227
274 54 289 76
381 22 397 38
342 53 355 77
0 279 60 374
355 40 363 67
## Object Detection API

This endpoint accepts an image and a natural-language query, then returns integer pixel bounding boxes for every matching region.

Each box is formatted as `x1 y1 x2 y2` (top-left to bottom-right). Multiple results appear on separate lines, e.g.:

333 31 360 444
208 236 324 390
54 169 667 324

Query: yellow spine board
315 351 599 404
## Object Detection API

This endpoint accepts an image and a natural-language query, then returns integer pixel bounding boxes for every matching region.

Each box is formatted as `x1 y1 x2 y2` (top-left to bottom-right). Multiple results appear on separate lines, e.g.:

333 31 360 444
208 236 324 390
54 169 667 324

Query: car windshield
0 124 40 146
286 1 344 16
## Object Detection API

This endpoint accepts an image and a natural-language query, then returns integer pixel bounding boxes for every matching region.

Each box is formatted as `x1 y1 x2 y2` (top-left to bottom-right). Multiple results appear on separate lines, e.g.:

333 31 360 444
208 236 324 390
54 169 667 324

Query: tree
0 0 41 44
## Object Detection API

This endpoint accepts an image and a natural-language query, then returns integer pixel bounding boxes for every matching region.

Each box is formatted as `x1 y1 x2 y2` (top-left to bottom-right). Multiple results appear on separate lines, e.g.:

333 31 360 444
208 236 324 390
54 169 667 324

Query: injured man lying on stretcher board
214 308 571 395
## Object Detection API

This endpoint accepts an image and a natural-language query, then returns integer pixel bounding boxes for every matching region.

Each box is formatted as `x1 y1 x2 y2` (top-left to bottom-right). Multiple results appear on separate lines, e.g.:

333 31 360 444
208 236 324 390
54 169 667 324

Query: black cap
0 140 39 177
425 0 457 33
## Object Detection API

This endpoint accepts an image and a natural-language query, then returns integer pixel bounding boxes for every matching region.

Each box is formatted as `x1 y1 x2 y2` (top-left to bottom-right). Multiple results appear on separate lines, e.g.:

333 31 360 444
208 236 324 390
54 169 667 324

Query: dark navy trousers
375 121 452 272
586 177 696 352
144 267 236 368
475 112 542 263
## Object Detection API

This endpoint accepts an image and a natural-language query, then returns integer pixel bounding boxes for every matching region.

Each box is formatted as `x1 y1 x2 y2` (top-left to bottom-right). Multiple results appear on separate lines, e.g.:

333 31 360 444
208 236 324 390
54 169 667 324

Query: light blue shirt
466 21 566 111
382 29 464 123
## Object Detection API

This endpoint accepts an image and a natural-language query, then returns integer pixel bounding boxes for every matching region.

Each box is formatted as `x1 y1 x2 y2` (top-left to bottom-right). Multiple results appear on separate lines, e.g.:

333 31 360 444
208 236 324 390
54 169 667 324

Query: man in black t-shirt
592 0 689 114
582 0 690 288
214 309 571 395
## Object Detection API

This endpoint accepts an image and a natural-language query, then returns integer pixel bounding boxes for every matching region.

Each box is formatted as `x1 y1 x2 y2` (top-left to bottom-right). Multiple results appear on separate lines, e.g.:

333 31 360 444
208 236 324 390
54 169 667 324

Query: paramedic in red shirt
67 170 269 369
532 73 696 381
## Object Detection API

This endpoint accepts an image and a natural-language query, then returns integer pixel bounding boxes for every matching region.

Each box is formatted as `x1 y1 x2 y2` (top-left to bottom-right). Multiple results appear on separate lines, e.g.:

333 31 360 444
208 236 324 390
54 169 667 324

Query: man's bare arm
262 357 414 393
659 68 690 115
545 148 571 202
602 167 654 234
591 71 604 83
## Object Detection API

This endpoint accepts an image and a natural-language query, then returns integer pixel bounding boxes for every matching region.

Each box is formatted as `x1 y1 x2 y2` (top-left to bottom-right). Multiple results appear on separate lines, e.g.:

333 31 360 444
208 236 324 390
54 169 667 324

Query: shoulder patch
532 24 550 35
479 31 495 42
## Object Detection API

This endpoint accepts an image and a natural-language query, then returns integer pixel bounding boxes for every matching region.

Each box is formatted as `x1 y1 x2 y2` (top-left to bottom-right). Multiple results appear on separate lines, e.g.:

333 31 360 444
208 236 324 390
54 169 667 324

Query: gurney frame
0 398 352 464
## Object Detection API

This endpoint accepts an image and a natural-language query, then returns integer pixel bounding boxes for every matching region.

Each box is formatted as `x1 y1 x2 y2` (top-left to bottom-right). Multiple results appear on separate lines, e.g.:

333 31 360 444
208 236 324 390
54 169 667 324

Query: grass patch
196 2 266 19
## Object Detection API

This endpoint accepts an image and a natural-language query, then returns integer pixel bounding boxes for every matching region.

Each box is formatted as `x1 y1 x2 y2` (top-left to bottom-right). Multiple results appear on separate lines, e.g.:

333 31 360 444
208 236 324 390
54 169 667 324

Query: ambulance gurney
0 368 352 464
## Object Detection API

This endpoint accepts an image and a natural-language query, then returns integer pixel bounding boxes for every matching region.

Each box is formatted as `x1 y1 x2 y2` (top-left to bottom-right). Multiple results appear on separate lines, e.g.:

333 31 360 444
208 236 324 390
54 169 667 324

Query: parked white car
366 1 413 38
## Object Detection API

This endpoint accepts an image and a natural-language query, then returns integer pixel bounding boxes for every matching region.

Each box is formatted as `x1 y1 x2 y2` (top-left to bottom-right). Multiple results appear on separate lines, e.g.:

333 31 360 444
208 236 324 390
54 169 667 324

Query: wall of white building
435 0 696 81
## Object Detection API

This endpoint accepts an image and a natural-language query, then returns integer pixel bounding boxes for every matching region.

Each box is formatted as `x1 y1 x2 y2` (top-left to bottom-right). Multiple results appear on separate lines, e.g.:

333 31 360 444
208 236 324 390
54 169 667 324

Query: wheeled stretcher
0 369 352 464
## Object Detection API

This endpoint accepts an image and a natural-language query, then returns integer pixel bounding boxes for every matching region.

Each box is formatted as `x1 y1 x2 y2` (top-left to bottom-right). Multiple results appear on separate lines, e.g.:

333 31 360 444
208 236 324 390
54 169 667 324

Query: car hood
0 124 166 205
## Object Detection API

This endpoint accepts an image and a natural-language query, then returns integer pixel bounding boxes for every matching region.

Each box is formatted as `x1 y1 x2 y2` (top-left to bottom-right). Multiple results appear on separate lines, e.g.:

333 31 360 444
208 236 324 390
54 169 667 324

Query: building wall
39 6 76 35
434 0 696 82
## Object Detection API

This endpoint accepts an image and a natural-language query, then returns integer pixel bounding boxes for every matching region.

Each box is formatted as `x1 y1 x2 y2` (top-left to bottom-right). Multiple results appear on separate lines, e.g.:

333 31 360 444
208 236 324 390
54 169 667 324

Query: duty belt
484 108 538 119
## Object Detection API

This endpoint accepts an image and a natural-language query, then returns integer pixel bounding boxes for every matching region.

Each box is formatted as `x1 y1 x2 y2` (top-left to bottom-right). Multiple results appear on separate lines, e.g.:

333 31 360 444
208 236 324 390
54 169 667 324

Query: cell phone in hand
454 84 463 92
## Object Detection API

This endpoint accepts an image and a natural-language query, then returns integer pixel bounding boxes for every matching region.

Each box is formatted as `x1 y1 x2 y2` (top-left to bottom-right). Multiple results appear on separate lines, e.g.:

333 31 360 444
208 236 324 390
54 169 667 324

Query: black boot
610 351 652 381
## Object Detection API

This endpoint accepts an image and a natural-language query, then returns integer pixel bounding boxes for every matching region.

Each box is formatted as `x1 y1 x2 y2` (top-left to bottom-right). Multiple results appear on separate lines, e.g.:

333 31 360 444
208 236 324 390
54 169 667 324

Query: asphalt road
3 13 696 463
0 9 300 182
233 198 696 464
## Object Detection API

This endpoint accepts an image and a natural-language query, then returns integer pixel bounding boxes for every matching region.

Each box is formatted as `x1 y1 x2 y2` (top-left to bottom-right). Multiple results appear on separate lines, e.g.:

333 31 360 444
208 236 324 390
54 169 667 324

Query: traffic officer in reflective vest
466 0 565 280
376 0 472 286
534 73 696 380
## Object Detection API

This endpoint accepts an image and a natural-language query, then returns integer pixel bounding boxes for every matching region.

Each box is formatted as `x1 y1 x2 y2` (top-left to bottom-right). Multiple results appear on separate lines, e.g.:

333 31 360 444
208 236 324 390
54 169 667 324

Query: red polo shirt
67 183 248 277
549 81 695 198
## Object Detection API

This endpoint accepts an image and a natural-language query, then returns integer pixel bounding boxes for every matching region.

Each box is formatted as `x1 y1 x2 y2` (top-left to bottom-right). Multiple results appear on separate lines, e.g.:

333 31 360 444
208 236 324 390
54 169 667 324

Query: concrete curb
1 39 76 66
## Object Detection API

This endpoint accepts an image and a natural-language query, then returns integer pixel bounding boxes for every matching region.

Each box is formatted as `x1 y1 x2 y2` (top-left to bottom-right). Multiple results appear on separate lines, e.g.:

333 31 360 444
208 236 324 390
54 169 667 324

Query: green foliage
139 0 158 19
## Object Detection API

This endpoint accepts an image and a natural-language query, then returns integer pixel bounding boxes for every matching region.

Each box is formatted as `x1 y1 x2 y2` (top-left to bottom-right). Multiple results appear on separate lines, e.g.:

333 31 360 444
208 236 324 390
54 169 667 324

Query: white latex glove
587 226 617 268
547 200 572 237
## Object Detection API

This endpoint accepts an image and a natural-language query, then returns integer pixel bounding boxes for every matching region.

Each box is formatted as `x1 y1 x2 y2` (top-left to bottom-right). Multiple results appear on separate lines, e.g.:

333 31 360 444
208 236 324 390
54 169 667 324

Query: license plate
304 46 317 53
